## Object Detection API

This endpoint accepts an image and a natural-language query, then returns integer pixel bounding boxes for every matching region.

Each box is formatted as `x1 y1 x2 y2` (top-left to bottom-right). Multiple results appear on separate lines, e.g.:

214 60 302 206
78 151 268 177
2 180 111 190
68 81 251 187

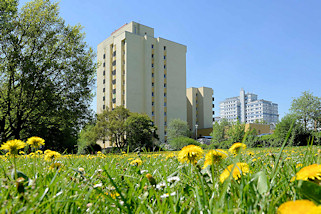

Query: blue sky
20 0 321 119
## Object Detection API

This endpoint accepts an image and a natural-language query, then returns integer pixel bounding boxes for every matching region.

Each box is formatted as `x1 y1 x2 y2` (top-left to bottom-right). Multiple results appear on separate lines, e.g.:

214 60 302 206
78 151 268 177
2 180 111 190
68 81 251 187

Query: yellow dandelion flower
296 163 303 169
130 158 142 166
277 200 321 214
203 149 228 169
220 162 250 183
26 137 45 149
146 173 156 186
291 164 321 182
44 150 61 161
247 152 254 156
177 145 203 165
49 162 62 171
228 143 246 155
35 150 43 155
0 139 26 155
19 151 25 155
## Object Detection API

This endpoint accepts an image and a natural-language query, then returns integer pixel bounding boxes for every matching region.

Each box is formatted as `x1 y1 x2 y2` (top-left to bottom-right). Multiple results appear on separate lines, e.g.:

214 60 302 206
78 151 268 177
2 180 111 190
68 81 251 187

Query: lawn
0 145 320 213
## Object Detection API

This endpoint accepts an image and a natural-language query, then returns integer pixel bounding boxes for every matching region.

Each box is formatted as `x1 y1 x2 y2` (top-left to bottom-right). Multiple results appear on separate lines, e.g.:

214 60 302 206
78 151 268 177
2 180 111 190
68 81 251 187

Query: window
103 88 105 92
164 93 166 97
103 96 105 101
112 89 116 94
112 98 116 103
103 79 105 84
164 122 167 126
152 63 154 68
113 51 116 57
164 65 166 69
164 102 167 107
164 74 166 78
103 105 105 110
164 83 166 88
164 55 166 59
151 44 154 49
112 79 116 84
164 46 166 50
152 73 154 77
152 92 154 97
112 70 116 75
164 131 167 136
152 102 154 106
152 82 154 87
103 62 105 67
152 54 154 58
152 111 154 116
164 112 166 116
112 60 116 66
103 54 105 59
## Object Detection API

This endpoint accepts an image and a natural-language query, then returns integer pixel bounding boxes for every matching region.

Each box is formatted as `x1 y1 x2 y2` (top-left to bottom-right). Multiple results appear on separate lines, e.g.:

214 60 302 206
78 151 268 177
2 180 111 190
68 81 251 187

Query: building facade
219 89 279 124
187 87 214 137
97 22 187 144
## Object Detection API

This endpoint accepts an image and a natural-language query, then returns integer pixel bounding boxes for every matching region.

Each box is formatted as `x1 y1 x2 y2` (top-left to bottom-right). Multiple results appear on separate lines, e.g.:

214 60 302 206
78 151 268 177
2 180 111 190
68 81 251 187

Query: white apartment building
219 89 279 124
97 22 187 145
187 87 214 135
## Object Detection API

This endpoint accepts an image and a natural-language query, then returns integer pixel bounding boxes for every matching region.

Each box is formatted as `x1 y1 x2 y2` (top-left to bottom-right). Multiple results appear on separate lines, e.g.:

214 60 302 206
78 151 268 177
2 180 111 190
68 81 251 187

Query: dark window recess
103 54 106 59
112 98 116 103
164 65 166 69
103 88 105 92
112 60 116 66
164 93 166 97
151 44 154 49
152 102 154 106
113 51 116 57
112 79 116 84
213 111 215 115
164 83 166 88
152 82 154 87
152 111 154 116
112 70 116 75
164 112 166 116
103 105 105 110
152 92 154 97
164 102 167 107
164 55 166 59
103 62 105 67
164 122 167 126
103 79 105 84
213 118 215 122
152 64 154 68
103 96 105 101
103 70 105 75
152 73 154 77
164 74 166 78
164 46 166 50
212 104 215 108
113 89 116 94
152 54 154 58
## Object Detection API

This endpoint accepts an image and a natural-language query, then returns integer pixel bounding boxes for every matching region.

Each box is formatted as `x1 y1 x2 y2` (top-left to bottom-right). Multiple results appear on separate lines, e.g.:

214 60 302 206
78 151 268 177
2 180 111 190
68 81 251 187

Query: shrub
169 136 200 150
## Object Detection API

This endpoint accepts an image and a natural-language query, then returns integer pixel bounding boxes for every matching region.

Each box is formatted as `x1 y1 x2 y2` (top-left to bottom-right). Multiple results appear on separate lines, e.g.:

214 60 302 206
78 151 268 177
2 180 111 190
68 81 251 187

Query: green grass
0 146 320 213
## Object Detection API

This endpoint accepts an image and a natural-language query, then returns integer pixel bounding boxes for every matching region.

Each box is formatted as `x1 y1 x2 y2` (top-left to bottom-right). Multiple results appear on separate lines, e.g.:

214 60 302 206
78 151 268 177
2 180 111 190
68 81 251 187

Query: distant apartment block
97 22 187 144
219 89 279 124
187 87 214 136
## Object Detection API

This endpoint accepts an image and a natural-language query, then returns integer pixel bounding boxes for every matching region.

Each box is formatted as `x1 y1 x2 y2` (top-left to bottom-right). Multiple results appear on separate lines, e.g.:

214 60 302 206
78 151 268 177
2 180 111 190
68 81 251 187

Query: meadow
0 140 321 213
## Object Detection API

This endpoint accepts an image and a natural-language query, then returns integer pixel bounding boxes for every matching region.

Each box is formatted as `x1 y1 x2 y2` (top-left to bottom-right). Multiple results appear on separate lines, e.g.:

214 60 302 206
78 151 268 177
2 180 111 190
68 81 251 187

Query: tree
290 91 321 131
0 0 96 151
95 106 130 148
77 124 98 154
210 119 229 144
227 121 245 143
167 119 190 141
169 136 199 150
125 113 155 151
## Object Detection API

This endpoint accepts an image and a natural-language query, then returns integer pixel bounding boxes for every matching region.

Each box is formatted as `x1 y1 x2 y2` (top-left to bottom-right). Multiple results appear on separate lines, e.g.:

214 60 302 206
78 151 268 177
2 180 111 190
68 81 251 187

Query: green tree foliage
95 106 130 148
77 124 98 154
290 91 321 131
169 136 199 150
227 121 245 143
210 119 229 144
94 106 156 150
167 118 190 141
0 0 96 152
125 113 155 151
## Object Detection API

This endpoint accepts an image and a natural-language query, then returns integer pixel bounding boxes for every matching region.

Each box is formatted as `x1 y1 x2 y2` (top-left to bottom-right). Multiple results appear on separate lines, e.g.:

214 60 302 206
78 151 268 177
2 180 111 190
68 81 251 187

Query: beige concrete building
187 87 214 138
97 22 187 144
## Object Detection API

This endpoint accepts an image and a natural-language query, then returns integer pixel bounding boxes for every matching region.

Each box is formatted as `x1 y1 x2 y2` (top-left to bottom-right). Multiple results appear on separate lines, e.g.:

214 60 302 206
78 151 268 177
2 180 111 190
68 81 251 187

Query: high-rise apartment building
187 87 214 136
219 89 279 124
97 22 187 144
